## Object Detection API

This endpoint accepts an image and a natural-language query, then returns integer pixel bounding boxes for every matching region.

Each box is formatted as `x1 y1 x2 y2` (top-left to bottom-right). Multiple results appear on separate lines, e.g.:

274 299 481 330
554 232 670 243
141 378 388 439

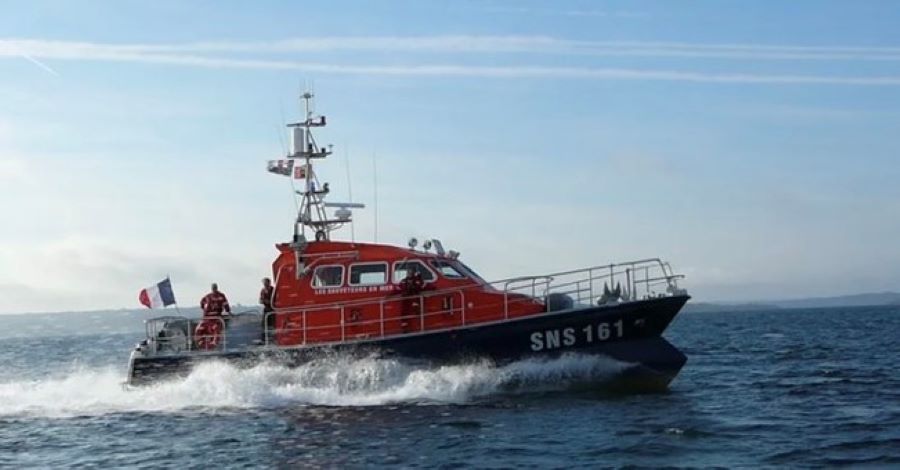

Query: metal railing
145 315 240 354
262 288 470 346
258 258 683 347
144 258 684 354
144 316 193 354
483 258 684 310
507 258 685 307
500 276 553 319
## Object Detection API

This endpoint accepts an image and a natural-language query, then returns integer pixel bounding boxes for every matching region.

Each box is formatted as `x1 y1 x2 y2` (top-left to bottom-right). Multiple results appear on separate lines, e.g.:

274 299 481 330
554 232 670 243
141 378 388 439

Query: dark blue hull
128 295 689 390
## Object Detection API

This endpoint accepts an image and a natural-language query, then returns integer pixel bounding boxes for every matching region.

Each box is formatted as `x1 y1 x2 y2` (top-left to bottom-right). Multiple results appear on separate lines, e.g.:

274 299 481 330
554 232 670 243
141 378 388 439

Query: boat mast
283 92 362 243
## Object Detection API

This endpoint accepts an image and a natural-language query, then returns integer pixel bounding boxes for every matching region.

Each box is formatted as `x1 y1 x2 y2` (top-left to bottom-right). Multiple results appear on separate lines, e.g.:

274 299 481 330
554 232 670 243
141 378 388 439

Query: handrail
261 288 470 346
148 314 273 353
269 258 677 315
273 284 483 315
264 258 684 324
262 295 526 343
299 250 360 259
489 258 666 283
147 258 685 352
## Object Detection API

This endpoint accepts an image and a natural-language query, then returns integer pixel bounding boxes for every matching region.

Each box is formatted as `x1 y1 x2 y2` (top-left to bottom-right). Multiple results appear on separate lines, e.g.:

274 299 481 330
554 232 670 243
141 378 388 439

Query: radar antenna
269 92 364 243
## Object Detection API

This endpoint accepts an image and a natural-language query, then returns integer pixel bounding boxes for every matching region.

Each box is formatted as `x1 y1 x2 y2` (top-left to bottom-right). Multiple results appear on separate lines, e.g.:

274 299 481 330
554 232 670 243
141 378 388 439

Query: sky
2 0 900 314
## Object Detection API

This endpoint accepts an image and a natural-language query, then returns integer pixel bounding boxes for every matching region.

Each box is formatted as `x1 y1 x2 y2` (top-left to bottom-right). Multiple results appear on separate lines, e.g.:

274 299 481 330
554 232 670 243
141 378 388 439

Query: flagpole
167 274 184 316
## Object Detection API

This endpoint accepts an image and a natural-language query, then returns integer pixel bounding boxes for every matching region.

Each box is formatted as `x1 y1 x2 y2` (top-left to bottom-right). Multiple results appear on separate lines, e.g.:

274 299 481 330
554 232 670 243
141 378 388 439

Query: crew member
201 283 231 317
398 268 425 332
399 269 425 295
259 278 275 340
193 283 230 350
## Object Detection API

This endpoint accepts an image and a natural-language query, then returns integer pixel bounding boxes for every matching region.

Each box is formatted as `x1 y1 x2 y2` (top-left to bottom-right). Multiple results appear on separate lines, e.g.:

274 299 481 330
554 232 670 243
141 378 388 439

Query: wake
0 353 631 418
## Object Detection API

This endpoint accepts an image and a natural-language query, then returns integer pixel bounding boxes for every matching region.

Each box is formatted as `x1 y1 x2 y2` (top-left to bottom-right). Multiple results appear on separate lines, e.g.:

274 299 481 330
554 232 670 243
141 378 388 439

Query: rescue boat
127 93 690 390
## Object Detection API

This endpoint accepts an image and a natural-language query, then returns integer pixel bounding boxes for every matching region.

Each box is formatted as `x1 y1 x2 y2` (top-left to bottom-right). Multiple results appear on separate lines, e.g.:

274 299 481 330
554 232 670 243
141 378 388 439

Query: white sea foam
0 354 631 418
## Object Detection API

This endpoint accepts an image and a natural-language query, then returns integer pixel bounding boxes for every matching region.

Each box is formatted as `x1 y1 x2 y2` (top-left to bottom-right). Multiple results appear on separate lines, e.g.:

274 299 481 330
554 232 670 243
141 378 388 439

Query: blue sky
2 1 900 313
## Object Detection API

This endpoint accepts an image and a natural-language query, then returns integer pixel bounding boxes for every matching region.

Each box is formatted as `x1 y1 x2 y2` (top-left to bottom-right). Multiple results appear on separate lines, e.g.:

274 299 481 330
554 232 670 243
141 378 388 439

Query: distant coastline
685 291 900 313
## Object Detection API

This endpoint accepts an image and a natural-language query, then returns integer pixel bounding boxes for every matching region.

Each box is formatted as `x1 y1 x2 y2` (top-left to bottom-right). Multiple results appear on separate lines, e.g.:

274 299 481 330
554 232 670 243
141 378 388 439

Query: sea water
1 306 898 467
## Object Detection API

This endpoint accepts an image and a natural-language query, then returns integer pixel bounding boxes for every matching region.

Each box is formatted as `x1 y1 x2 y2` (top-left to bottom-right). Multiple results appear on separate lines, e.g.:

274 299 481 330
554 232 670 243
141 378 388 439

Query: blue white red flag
139 278 177 309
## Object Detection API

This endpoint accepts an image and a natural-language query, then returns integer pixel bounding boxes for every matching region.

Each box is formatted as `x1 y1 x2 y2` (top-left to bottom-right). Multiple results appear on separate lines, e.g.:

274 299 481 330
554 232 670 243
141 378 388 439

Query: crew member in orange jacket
201 283 231 317
398 269 425 332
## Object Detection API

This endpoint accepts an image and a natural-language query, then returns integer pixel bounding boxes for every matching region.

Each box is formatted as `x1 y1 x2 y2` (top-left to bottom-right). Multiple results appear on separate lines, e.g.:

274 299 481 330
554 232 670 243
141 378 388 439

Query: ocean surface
1 305 899 468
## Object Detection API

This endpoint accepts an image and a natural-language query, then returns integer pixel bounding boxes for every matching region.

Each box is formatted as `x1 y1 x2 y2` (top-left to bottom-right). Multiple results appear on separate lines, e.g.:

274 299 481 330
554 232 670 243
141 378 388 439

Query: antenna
372 151 379 243
276 101 300 215
344 143 355 242
278 102 300 215
268 91 364 243
276 121 287 157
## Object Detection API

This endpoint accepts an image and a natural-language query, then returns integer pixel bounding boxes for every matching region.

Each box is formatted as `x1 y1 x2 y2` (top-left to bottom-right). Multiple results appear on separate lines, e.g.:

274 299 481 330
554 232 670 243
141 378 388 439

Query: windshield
430 260 466 279
454 260 489 284
428 259 488 285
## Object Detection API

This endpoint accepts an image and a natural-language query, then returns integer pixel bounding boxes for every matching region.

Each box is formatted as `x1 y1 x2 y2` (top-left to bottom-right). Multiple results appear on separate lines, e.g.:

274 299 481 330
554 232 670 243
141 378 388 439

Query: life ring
315 230 327 241
194 318 223 350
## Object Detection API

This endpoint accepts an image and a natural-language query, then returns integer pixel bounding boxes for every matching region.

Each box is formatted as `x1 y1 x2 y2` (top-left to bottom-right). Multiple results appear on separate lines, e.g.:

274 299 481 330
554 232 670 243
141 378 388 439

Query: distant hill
683 302 780 313
685 291 900 313
0 304 258 339
769 292 900 309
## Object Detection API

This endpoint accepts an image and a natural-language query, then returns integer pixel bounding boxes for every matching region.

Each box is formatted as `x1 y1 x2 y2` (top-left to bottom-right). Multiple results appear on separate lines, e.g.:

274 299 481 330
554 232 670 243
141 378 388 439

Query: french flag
139 278 177 309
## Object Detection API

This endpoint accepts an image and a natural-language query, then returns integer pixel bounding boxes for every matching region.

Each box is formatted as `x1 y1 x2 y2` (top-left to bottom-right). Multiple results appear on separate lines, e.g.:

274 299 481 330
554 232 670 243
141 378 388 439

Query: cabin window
392 260 436 283
349 263 387 286
430 260 466 279
312 265 344 288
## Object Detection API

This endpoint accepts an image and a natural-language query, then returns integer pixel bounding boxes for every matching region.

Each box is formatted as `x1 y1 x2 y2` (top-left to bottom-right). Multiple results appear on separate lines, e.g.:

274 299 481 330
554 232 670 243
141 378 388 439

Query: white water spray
0 354 631 418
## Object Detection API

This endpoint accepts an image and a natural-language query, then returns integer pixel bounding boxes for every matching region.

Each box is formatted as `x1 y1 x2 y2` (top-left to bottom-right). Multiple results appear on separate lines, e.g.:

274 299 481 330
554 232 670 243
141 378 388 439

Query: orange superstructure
269 240 545 346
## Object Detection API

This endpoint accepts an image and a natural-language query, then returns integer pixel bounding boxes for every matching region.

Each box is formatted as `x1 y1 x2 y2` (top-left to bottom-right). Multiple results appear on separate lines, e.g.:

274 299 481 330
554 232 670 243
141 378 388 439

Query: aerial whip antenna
277 102 288 155
278 101 300 214
344 143 355 242
372 151 379 243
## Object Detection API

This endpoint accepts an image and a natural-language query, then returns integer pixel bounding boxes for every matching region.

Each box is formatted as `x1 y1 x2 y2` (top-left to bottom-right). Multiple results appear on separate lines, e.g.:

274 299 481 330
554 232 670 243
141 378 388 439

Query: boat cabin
269 239 546 346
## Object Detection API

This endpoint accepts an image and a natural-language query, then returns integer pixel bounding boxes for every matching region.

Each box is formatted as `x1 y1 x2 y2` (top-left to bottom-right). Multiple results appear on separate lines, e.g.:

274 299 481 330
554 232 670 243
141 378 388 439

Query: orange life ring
194 318 223 350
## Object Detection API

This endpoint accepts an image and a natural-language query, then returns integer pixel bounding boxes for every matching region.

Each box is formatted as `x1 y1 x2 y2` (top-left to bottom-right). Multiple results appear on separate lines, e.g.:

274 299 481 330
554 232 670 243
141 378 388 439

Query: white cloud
7 36 900 61
19 53 59 76
4 38 900 85
0 156 36 187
